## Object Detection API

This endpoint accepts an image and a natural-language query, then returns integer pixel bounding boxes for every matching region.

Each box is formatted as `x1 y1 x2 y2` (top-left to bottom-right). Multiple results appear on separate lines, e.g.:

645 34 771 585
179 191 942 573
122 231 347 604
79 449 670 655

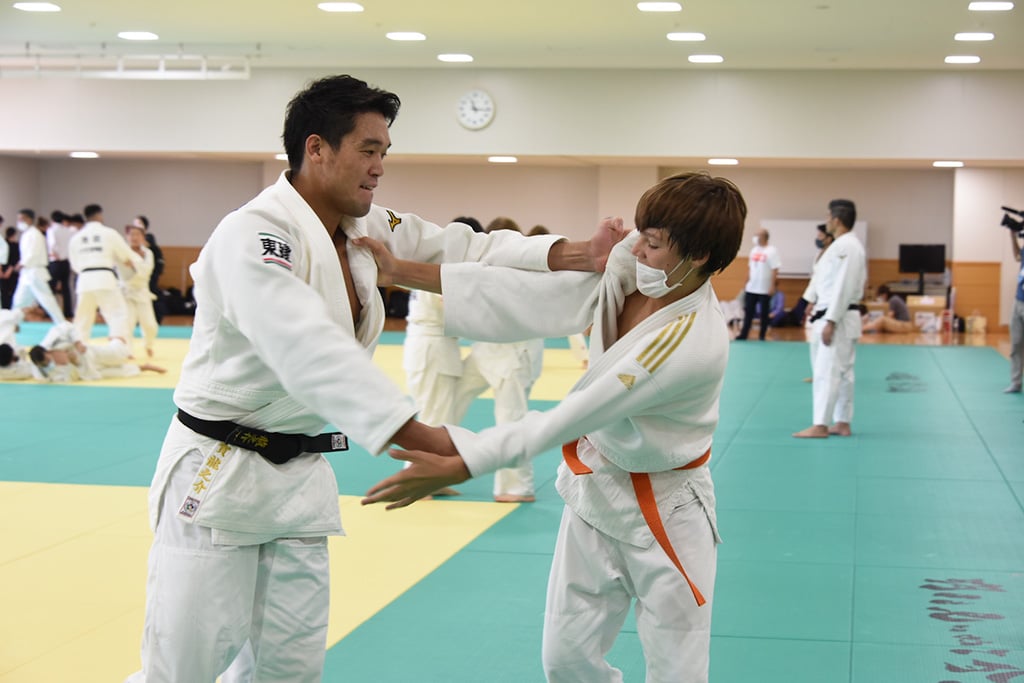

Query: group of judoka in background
0 208 165 383
402 214 588 503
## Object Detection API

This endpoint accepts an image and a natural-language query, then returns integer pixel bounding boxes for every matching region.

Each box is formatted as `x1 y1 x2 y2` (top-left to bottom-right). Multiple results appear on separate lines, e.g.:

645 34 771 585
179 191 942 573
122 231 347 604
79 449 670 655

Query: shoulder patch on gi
636 312 697 374
386 210 402 232
617 373 636 390
258 232 293 270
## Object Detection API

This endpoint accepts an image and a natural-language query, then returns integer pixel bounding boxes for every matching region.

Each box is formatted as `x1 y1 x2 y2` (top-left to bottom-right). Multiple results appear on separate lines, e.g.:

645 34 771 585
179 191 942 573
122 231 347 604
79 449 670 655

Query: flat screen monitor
898 244 946 274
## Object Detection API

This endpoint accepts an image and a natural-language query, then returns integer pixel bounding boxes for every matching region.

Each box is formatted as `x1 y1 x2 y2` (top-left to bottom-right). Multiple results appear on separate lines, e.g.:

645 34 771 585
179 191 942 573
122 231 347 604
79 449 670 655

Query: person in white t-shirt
736 227 781 341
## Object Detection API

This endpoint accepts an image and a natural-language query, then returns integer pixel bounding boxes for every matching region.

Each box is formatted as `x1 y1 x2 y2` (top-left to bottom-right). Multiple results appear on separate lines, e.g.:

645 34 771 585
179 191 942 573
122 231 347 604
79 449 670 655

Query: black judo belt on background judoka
809 304 860 324
176 409 349 465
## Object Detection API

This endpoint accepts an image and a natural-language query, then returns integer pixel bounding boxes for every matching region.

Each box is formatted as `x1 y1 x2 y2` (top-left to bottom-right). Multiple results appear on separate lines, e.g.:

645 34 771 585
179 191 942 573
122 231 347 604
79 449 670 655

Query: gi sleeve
374 209 563 271
199 218 416 455
824 243 858 323
440 263 601 342
448 318 695 476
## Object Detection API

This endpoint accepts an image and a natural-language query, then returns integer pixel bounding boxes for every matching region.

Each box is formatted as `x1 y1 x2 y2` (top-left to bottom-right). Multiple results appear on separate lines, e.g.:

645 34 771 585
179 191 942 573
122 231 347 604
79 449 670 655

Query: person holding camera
1007 222 1023 393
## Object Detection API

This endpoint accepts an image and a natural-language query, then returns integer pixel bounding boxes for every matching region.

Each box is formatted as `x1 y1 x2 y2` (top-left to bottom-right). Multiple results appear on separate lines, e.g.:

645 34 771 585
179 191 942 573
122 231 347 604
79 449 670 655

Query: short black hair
69 213 85 225
877 284 892 298
19 208 35 221
0 344 13 367
451 216 484 233
282 75 401 175
29 345 47 366
84 204 103 220
51 210 66 223
828 199 857 230
135 215 150 229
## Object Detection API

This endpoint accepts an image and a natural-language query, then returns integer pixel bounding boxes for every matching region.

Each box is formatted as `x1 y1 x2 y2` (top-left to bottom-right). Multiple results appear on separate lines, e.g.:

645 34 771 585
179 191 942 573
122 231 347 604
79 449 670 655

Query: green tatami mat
2 340 1023 682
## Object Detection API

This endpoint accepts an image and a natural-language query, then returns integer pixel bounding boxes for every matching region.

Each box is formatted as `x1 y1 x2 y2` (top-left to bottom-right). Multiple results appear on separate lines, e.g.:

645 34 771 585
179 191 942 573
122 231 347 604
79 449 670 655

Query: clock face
457 89 495 130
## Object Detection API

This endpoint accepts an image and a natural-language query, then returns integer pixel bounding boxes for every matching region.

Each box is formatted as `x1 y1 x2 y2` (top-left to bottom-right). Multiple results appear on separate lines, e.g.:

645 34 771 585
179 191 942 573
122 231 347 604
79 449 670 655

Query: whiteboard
760 219 868 278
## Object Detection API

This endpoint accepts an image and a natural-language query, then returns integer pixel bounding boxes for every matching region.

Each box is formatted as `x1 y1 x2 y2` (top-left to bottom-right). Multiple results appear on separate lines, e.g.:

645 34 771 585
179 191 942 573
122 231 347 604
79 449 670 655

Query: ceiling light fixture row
315 3 475 63
636 2 723 64
949 0 1015 65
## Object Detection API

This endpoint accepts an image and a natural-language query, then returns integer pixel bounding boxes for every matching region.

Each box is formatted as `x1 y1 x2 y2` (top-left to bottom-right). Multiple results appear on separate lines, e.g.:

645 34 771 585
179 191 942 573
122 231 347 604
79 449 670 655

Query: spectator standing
736 227 781 341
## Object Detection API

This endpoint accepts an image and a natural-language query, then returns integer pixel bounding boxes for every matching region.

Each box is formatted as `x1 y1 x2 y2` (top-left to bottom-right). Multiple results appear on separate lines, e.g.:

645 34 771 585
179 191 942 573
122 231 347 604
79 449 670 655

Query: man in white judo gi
363 172 747 683
69 204 141 341
793 199 866 438
125 74 625 683
117 223 160 357
11 213 67 325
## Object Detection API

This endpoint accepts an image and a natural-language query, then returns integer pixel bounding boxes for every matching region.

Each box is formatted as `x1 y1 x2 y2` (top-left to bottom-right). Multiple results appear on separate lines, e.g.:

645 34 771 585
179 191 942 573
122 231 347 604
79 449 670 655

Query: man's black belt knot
176 409 348 465
809 304 860 323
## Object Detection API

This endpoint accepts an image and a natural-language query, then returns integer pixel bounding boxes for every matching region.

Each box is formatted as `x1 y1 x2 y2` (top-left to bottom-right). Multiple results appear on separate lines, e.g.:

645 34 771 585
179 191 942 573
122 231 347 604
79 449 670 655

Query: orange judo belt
561 439 711 607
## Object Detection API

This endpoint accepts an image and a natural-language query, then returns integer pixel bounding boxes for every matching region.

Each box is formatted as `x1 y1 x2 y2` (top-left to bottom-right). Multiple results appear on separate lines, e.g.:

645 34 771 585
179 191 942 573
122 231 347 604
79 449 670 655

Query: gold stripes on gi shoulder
636 313 697 374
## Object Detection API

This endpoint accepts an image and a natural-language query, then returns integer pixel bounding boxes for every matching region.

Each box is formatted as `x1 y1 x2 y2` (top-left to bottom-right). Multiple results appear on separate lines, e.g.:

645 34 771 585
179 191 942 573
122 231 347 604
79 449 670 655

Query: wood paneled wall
156 248 1006 331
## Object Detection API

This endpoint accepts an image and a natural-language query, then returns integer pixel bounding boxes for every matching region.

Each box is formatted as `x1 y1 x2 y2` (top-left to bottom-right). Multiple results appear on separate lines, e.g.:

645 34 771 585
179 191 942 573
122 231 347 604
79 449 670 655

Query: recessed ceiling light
118 31 159 41
488 156 518 164
933 160 964 168
13 2 61 11
69 151 99 159
637 2 682 11
438 53 473 63
275 153 288 161
386 32 426 41
689 54 724 64
667 32 706 42
968 1 1013 10
708 158 739 166
955 32 995 40
945 55 981 64
317 2 364 11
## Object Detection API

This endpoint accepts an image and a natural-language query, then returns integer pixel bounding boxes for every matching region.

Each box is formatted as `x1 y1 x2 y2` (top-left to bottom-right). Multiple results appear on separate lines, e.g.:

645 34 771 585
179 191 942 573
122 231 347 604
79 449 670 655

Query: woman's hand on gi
362 449 471 510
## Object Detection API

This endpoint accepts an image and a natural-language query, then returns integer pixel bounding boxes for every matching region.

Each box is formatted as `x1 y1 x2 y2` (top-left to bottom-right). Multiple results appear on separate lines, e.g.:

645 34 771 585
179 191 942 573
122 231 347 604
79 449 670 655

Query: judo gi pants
452 349 535 497
74 287 131 340
542 503 717 683
12 266 66 324
129 450 330 683
125 293 160 353
1010 298 1024 390
809 311 859 426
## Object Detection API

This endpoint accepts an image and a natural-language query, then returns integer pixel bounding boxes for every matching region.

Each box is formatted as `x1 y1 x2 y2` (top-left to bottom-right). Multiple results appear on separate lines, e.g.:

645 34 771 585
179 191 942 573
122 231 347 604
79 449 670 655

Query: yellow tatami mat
0 482 514 683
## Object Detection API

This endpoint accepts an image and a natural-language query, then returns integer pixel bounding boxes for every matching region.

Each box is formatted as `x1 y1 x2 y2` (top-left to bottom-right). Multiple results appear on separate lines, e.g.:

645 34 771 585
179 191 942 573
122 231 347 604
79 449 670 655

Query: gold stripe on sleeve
637 313 697 374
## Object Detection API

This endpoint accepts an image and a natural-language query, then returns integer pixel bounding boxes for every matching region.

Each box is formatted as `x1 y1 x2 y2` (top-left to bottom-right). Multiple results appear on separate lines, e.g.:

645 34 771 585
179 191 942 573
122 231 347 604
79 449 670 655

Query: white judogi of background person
30 323 160 382
794 199 866 439
365 172 747 683
450 338 542 502
403 289 462 426
12 219 67 324
117 224 159 357
69 205 140 341
0 309 31 380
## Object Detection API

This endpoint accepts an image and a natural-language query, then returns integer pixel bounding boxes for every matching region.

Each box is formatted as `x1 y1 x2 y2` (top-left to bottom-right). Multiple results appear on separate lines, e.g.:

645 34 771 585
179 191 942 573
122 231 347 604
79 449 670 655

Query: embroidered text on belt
176 409 349 465
809 303 860 323
561 439 710 607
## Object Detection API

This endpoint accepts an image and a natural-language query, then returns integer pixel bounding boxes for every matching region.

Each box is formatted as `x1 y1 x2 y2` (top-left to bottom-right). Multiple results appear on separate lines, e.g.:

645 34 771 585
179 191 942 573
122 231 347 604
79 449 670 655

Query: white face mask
635 258 696 298
16 220 29 231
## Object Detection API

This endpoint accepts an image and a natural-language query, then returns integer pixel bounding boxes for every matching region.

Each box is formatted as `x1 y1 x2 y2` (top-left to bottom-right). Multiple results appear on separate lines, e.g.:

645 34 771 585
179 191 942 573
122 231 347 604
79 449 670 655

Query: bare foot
140 363 167 374
793 425 829 438
431 487 461 497
494 494 536 503
146 347 154 358
802 377 813 383
828 422 852 436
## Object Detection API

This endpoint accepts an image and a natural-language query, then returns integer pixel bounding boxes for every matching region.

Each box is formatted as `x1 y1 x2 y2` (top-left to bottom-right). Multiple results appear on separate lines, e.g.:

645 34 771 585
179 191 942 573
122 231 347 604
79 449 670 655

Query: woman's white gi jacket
151 172 561 542
439 233 726 548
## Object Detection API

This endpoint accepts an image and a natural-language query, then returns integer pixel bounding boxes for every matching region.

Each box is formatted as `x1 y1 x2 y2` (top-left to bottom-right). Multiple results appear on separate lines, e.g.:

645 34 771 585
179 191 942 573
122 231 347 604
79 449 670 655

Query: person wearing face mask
361 172 746 683
736 227 781 341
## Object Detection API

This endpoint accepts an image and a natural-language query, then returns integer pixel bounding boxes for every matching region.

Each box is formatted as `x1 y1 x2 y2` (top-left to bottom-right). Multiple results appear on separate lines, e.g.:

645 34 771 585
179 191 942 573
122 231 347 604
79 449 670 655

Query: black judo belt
176 409 349 465
809 304 860 324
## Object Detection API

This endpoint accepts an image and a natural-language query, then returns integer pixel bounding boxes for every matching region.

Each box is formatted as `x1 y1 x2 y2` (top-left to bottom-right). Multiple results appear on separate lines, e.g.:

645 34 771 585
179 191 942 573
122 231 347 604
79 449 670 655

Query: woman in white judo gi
364 172 746 683
117 223 160 357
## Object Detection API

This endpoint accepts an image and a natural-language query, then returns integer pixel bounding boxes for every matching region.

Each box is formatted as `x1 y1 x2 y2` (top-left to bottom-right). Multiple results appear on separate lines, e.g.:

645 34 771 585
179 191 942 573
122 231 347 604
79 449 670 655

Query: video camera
1001 206 1024 237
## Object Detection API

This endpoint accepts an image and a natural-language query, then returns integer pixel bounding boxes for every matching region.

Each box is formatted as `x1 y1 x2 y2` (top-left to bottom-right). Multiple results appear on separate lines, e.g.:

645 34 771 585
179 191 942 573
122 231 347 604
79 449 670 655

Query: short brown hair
634 172 746 276
485 216 521 233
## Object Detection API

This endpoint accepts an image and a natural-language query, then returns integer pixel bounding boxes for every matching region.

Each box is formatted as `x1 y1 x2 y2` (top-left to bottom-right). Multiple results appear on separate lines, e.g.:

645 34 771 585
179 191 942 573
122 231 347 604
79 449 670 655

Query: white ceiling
1 0 1022 72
